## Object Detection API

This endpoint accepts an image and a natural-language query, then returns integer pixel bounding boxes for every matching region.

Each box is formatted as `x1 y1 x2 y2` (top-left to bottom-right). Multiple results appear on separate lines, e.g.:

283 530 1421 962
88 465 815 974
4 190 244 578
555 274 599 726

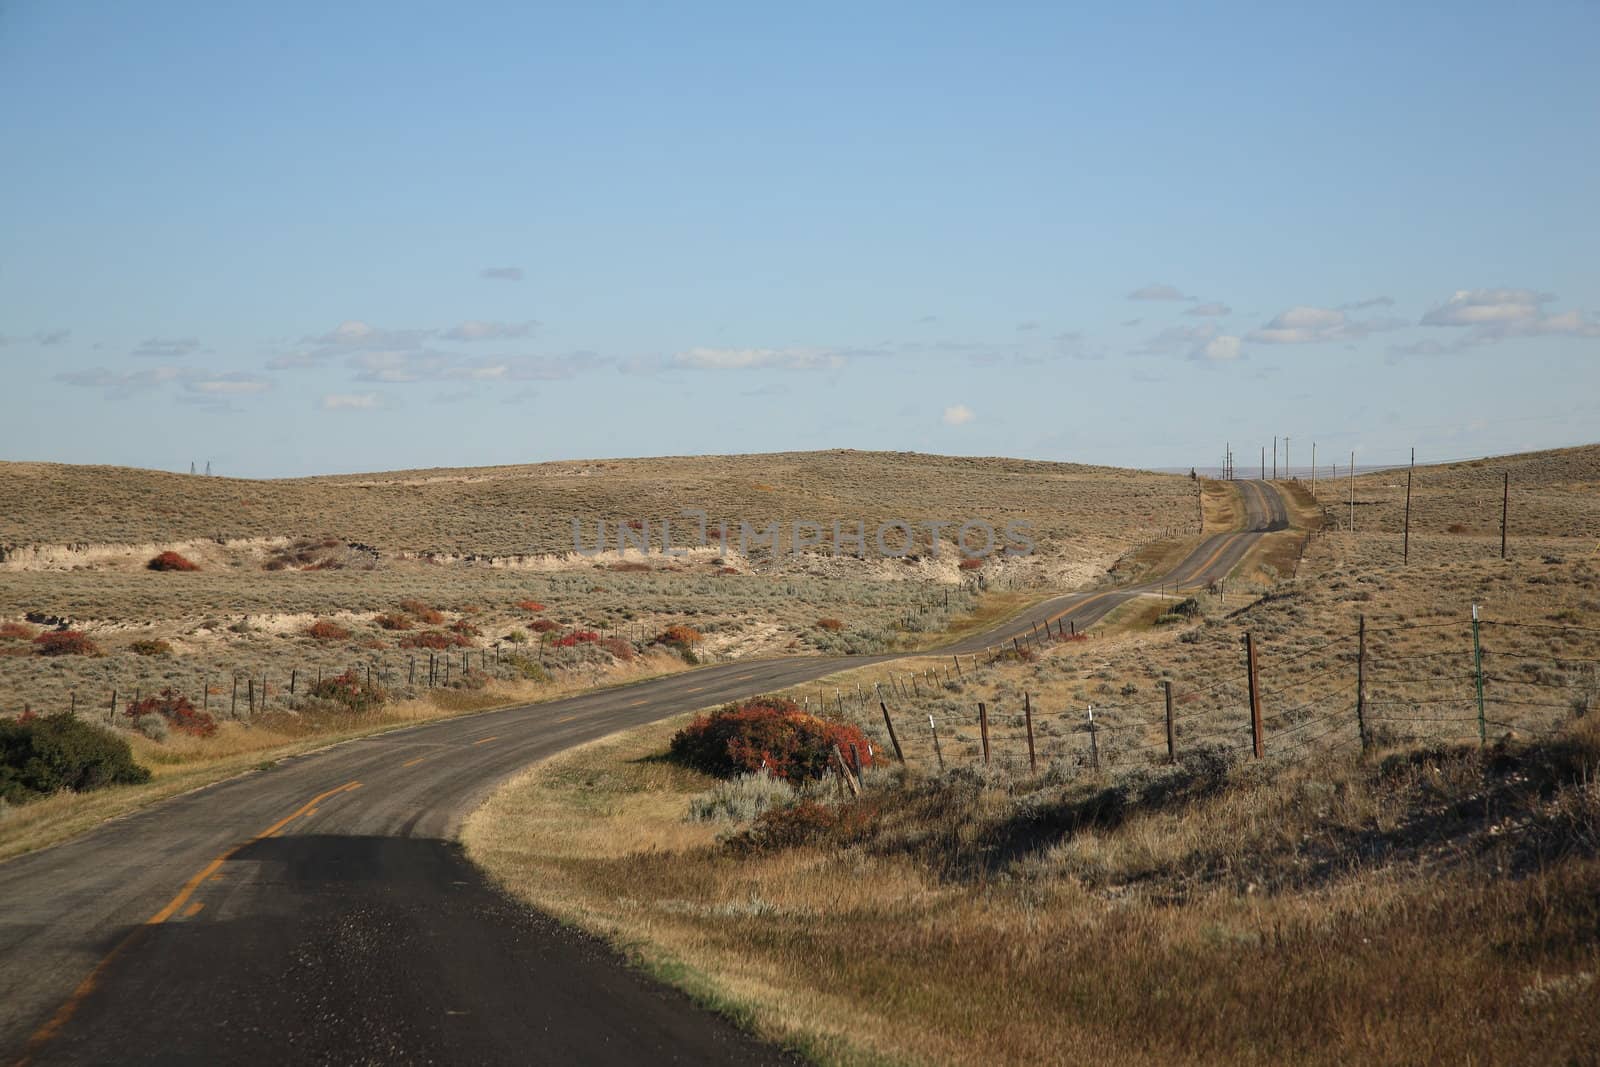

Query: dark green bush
0 713 150 804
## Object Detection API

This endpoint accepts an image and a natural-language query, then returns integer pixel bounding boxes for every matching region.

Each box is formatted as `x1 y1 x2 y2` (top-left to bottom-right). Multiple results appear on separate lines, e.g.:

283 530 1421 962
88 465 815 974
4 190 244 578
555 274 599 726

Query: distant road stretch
1 481 1287 1065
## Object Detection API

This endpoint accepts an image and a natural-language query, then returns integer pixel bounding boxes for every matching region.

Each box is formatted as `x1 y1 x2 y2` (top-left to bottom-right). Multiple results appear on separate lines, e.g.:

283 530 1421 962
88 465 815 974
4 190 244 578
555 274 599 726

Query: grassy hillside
464 441 1600 1066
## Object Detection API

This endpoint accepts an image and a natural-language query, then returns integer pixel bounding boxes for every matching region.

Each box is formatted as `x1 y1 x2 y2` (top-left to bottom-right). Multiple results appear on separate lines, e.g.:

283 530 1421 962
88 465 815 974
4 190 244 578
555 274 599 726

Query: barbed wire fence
790 612 1598 779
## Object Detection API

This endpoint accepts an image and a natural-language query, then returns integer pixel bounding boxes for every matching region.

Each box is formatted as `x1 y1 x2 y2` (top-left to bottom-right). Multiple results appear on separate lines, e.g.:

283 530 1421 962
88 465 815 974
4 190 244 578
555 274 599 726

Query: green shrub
502 653 549 682
687 771 800 822
0 713 150 804
308 670 385 713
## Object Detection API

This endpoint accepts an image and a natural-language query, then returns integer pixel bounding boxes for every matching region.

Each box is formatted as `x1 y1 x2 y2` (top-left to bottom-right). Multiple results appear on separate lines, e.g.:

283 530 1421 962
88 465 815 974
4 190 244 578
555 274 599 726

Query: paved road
0 481 1287 1065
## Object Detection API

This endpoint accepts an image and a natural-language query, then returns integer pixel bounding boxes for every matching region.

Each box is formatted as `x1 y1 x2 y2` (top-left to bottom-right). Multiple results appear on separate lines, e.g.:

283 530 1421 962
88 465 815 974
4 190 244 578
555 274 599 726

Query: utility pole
1285 436 1291 480
1500 471 1509 560
1403 447 1414 565
1348 450 1356 531
1273 436 1277 479
1261 446 1266 480
1310 442 1316 489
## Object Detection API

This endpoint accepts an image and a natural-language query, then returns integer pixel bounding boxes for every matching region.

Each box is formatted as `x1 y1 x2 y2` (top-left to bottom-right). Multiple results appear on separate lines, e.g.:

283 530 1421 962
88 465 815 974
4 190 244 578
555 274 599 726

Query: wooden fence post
1246 632 1263 759
109 689 117 724
1023 692 1037 775
290 668 297 696
1164 680 1175 763
880 702 905 764
834 744 862 797
1088 706 1099 771
231 677 237 716
953 655 963 680
1356 615 1368 752
978 701 991 765
929 715 945 771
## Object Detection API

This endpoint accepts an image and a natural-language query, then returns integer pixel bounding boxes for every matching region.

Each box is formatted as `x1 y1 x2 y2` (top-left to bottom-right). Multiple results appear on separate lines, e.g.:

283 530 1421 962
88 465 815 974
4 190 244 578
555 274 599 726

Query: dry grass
466 712 1600 1066
0 650 692 860
464 445 1600 1065
1 451 1199 719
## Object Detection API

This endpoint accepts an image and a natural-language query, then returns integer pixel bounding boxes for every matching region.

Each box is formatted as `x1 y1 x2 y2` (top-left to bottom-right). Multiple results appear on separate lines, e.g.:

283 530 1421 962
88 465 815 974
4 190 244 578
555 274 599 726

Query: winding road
0 481 1289 1065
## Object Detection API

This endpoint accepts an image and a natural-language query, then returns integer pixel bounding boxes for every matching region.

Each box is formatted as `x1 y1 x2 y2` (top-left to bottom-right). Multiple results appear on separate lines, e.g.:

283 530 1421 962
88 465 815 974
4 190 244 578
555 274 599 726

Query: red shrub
815 618 845 632
527 619 559 633
125 688 216 737
399 630 462 650
551 630 599 648
305 620 351 642
33 631 100 657
449 619 481 637
0 622 38 641
957 557 985 570
147 551 199 572
515 600 547 613
398 600 445 625
599 637 635 662
653 624 703 649
375 612 413 631
717 567 739 576
608 562 650 573
669 697 875 783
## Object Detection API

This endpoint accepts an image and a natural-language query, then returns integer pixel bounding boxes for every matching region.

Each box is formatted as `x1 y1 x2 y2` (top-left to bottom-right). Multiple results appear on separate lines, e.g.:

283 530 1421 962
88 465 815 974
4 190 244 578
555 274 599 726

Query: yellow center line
19 779 363 1062
557 715 578 723
627 698 649 707
182 901 204 919
684 686 705 693
401 756 427 767
471 735 499 745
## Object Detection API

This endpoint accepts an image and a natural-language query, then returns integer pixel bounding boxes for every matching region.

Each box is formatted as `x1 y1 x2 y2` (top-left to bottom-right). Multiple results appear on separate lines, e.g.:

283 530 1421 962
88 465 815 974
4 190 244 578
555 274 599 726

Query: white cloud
185 373 270 396
1247 305 1405 344
1136 321 1218 355
1337 296 1395 311
672 346 843 371
1186 302 1232 317
1127 283 1189 301
1418 288 1598 342
132 337 201 358
350 350 451 383
480 266 524 281
3 329 72 347
308 321 434 351
442 320 539 342
320 392 385 411
942 404 974 426
1196 335 1242 361
1420 289 1548 327
56 365 184 396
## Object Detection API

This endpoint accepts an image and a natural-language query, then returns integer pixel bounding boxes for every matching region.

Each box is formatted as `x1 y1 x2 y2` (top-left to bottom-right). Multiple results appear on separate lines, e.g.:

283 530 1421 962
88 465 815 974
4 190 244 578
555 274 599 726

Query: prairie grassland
0 649 691 860
0 451 1199 720
464 445 1600 1065
0 450 1196 558
466 711 1600 1066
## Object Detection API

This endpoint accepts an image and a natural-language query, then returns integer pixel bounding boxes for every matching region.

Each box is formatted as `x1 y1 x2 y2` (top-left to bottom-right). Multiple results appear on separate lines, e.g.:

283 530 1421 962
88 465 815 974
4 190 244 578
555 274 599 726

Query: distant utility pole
1273 437 1278 480
1310 442 1316 489
1348 451 1356 531
1285 436 1291 480
1261 446 1266 480
1500 470 1509 560
1402 447 1415 564
205 460 212 476
190 461 196 475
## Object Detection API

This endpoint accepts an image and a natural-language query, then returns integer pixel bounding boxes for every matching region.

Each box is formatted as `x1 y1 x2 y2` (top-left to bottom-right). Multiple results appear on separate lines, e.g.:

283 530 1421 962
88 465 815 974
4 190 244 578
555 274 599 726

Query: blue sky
2 1 1596 477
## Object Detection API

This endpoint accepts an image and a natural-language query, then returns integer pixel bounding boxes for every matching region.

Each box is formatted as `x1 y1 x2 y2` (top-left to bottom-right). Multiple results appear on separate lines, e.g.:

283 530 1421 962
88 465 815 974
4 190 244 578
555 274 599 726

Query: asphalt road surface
0 481 1288 1065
